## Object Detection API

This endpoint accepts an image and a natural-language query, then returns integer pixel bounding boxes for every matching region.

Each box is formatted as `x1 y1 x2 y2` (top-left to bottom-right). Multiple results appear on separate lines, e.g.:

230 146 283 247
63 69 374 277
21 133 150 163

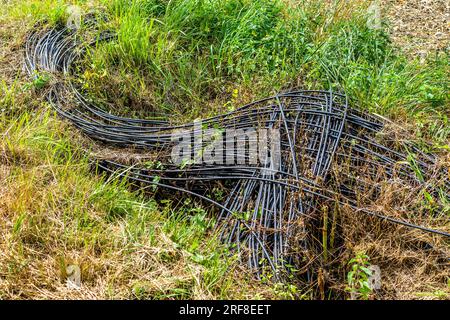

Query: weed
346 252 373 300
1 0 449 300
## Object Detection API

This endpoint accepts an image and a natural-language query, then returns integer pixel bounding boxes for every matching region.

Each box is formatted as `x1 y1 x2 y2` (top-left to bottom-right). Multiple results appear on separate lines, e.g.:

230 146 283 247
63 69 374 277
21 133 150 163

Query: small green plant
272 282 299 300
346 252 373 300
24 72 50 90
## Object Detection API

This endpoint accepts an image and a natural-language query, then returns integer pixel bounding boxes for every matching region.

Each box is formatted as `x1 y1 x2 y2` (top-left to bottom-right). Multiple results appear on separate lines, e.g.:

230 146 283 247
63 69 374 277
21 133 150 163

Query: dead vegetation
0 0 449 300
0 16 276 301
381 0 449 57
0 114 277 299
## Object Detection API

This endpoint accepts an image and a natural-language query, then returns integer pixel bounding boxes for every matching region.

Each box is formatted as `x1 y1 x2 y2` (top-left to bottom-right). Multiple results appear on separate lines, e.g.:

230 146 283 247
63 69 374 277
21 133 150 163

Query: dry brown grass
0 12 276 300
337 212 450 299
0 0 449 300
381 0 449 58
323 122 450 300
0 115 277 299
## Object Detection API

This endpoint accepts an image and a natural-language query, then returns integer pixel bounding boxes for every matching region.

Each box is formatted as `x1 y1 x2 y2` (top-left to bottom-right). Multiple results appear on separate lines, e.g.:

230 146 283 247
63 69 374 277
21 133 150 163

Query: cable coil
24 25 450 280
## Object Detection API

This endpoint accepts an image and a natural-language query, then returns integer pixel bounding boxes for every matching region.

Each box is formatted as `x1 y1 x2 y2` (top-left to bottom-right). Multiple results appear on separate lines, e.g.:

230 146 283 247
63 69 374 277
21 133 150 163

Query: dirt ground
381 0 449 57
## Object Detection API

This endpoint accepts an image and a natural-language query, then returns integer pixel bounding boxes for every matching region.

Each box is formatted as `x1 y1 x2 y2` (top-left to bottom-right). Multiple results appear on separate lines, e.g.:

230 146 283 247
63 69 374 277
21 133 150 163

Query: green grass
80 0 318 119
0 105 277 299
0 42 282 298
2 0 69 24
1 0 449 299
5 0 448 141
309 18 449 145
75 0 448 145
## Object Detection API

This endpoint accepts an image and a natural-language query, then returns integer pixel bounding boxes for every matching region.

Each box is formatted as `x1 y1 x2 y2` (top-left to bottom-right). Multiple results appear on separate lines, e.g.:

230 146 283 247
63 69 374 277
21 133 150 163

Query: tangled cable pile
24 26 449 281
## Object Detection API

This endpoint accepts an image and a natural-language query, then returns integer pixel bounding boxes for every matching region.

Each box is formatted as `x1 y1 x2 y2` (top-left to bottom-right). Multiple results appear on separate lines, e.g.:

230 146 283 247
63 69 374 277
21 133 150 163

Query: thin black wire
23 26 450 280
